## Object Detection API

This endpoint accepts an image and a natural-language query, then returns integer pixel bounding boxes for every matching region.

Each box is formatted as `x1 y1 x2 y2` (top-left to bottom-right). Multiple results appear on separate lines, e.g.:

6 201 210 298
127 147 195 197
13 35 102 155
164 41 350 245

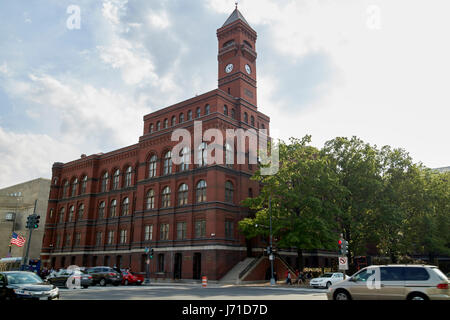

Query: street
58 284 328 300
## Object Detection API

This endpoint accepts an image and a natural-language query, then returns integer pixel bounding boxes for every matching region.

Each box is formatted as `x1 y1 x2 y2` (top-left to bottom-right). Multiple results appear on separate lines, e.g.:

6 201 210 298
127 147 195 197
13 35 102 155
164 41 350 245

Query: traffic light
338 239 343 256
34 215 40 229
343 240 348 255
26 215 34 229
150 248 154 259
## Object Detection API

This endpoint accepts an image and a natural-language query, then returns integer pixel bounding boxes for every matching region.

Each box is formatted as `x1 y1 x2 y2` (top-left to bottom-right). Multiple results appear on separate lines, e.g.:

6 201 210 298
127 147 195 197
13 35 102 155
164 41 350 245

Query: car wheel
408 293 428 301
82 285 89 289
334 290 351 301
99 278 106 286
326 282 332 289
124 279 129 286
113 282 120 287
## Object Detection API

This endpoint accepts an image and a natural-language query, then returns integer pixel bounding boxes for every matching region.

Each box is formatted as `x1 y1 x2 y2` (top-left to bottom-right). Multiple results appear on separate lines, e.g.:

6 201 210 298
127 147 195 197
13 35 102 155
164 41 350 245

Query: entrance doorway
193 253 201 280
174 253 182 280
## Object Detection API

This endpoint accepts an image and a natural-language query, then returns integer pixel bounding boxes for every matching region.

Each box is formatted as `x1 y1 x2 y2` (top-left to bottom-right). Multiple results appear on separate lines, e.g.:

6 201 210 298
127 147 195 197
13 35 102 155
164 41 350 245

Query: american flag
10 232 26 247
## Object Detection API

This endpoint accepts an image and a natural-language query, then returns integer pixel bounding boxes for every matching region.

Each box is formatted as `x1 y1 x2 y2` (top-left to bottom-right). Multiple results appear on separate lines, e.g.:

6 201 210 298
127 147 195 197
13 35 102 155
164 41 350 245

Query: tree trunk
297 249 304 271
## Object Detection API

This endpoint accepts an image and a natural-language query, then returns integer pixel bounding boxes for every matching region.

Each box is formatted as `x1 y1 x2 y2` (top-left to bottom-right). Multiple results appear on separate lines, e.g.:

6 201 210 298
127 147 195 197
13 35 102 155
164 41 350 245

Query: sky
0 0 449 188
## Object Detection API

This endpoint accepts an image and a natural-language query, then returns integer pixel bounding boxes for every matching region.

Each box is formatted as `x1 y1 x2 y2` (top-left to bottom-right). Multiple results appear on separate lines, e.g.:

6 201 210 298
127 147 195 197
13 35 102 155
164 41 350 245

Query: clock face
245 64 252 75
225 64 234 73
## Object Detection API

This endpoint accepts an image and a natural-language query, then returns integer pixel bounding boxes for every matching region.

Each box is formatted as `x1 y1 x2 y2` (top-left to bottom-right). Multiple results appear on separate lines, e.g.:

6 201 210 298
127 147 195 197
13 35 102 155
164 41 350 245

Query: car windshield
6 272 43 285
319 273 333 278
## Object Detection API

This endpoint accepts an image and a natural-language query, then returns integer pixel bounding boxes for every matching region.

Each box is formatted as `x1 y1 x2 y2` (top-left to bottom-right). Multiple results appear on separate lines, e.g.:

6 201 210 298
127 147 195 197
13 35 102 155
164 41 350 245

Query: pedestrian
285 270 292 285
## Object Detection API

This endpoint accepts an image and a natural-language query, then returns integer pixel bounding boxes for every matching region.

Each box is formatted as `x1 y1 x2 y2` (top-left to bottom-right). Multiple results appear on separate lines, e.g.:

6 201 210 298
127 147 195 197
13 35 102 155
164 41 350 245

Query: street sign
269 254 274 261
145 247 149 254
338 257 348 270
146 259 150 265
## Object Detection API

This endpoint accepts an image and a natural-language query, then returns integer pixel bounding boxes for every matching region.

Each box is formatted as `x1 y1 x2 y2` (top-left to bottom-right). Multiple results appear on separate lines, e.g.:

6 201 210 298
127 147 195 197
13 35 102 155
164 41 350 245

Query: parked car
46 269 93 289
327 265 450 300
120 269 144 286
0 271 59 300
310 272 346 289
86 267 122 286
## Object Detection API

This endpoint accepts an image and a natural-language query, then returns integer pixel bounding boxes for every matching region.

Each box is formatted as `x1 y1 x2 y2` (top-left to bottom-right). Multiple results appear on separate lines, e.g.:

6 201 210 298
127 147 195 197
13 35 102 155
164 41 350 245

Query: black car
86 267 122 286
0 271 59 300
47 269 93 289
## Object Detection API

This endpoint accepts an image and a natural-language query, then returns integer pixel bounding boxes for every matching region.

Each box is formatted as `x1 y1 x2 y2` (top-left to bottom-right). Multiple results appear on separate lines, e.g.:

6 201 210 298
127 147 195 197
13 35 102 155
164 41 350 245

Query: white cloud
147 10 171 29
0 62 9 76
0 127 79 188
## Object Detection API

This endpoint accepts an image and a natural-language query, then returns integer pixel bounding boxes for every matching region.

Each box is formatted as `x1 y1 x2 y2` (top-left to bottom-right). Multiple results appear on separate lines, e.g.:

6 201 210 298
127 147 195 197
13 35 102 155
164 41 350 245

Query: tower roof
222 8 251 28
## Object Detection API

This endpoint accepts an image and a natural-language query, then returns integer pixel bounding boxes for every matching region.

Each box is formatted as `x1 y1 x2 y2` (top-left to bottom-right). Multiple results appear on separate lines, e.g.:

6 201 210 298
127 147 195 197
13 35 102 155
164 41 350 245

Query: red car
120 270 144 286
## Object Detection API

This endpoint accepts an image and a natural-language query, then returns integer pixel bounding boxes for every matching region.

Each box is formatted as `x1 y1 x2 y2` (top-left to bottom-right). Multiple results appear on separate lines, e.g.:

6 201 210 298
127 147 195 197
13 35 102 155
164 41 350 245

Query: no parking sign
338 257 348 270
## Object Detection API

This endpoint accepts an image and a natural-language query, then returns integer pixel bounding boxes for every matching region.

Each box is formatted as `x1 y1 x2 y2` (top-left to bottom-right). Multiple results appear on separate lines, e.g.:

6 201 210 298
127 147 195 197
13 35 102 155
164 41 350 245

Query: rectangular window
107 231 115 245
145 225 153 241
56 234 61 248
195 220 206 238
120 230 127 244
65 234 71 247
177 222 187 240
225 221 234 239
158 254 165 273
75 232 81 246
96 232 102 246
160 223 169 240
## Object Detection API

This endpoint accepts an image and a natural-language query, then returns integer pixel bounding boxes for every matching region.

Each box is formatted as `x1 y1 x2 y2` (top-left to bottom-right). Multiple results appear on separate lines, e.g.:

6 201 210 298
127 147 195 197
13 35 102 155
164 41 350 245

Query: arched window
162 187 171 208
71 178 78 197
81 176 87 194
63 181 69 198
59 207 65 223
225 181 234 203
225 143 234 168
98 201 105 219
156 121 161 131
180 147 190 172
148 155 157 178
178 184 188 206
223 39 235 48
122 197 129 216
110 199 117 217
196 107 201 118
231 108 236 119
113 169 120 190
243 40 252 48
188 110 192 121
101 172 109 192
197 142 207 167
261 123 265 130
125 166 132 187
196 180 207 203
179 113 184 123
149 123 154 133
244 112 248 123
69 206 75 222
146 190 155 210
224 105 228 116
164 118 168 128
171 116 176 126
78 204 84 220
163 151 172 175
251 115 255 126
205 104 210 115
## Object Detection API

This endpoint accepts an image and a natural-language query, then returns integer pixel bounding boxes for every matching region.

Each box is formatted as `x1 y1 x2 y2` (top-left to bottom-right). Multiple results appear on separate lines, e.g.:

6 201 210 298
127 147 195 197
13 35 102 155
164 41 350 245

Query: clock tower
217 6 258 107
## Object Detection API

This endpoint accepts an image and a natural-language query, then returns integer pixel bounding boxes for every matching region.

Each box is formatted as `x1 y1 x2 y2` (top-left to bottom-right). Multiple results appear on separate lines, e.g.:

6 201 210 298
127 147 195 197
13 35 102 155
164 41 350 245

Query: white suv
310 272 346 289
327 265 450 300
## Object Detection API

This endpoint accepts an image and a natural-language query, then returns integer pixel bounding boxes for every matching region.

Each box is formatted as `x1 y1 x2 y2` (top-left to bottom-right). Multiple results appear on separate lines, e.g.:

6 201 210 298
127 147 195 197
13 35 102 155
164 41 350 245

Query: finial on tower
235 1 238 10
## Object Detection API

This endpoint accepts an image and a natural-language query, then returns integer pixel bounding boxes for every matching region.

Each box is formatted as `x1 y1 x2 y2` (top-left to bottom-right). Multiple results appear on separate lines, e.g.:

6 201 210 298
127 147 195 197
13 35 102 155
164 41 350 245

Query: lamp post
6 193 21 257
268 194 275 285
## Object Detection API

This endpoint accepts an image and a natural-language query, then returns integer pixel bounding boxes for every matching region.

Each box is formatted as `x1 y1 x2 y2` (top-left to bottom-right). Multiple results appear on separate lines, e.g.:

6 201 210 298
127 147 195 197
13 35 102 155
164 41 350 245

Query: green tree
239 136 346 270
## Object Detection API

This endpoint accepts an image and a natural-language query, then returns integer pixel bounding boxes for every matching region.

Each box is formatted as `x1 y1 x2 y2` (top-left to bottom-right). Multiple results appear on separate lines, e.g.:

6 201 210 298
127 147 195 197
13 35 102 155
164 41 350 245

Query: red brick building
41 8 271 281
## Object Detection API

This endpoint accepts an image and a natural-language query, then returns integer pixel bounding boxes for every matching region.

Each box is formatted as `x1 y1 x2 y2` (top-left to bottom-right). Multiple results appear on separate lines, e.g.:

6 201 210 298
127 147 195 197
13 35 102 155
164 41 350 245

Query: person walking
285 270 292 285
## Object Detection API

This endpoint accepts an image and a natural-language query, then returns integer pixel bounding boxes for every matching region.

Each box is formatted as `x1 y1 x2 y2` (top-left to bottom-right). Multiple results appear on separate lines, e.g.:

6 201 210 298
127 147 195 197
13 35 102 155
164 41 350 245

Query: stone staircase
219 257 257 284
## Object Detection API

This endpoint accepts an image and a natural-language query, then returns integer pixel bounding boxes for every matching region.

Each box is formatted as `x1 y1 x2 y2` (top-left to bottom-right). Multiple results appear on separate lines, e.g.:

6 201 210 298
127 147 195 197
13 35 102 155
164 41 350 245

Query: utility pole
22 199 37 270
269 194 275 286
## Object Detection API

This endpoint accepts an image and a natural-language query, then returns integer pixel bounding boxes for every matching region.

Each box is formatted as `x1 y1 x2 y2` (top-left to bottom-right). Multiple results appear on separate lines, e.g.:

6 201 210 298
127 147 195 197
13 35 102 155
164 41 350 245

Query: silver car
327 264 449 300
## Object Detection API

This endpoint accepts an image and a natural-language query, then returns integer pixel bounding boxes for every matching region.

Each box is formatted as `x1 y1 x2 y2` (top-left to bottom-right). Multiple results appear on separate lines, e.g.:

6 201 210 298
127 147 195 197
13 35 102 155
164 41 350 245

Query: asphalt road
58 284 328 300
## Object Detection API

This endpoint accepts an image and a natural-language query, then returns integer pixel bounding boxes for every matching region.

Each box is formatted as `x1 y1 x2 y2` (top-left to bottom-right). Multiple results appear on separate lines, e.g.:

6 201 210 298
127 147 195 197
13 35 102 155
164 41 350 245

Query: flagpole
21 199 37 270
